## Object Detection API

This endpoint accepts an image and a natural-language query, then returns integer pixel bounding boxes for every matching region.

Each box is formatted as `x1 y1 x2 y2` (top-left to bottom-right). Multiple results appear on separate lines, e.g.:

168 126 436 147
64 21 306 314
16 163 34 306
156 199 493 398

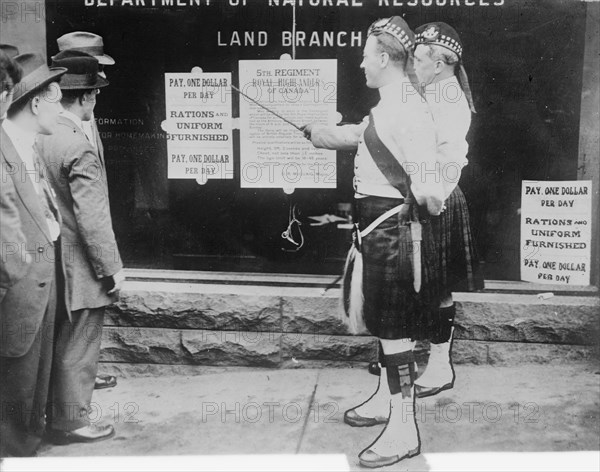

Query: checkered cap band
416 32 462 57
369 18 414 51
415 23 463 58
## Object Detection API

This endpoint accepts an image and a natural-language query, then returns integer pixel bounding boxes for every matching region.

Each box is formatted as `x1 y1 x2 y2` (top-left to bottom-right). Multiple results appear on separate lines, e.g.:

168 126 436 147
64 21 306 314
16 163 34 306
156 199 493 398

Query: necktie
82 120 96 148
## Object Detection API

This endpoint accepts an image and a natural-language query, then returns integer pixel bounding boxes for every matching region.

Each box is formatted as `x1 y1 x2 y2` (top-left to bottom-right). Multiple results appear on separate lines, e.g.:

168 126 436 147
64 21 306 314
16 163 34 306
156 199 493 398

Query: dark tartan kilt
356 196 441 341
431 185 485 298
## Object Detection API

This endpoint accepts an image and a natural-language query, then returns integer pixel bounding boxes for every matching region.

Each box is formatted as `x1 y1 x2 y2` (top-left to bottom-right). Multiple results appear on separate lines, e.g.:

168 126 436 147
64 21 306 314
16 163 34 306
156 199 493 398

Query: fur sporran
341 232 366 334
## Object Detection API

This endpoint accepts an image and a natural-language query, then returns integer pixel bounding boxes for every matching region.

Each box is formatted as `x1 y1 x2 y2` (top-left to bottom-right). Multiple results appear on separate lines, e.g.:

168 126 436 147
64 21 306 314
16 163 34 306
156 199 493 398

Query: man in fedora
56 32 114 160
304 17 444 467
1 45 27 300
36 50 123 444
55 31 118 390
0 52 66 457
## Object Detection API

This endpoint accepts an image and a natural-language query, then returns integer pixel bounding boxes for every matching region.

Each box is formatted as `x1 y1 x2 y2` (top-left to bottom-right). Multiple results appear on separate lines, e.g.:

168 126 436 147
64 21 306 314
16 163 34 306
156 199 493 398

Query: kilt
431 185 484 298
357 196 441 340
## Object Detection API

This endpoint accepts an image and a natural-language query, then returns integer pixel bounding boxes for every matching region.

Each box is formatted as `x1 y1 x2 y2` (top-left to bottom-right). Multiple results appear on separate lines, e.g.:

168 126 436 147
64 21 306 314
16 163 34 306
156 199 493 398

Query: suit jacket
1 169 28 301
0 127 59 357
36 114 123 314
92 118 105 168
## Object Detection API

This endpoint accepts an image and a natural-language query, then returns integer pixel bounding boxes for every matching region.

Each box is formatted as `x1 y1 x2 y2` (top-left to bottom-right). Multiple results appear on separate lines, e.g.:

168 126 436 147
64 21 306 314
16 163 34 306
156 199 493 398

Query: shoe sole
344 413 387 427
415 382 453 399
359 447 420 468
94 381 117 390
49 428 115 445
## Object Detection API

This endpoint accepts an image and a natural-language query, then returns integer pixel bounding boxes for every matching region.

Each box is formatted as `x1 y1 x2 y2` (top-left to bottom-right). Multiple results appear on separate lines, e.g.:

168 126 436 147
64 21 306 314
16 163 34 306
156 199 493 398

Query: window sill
123 268 598 295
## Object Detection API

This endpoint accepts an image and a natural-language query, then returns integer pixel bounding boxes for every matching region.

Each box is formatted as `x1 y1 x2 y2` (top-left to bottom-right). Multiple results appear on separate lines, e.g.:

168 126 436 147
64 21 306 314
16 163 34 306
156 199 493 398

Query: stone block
106 283 281 332
452 339 597 366
101 327 281 367
281 295 358 336
454 294 599 345
281 333 377 362
101 327 185 364
180 329 280 367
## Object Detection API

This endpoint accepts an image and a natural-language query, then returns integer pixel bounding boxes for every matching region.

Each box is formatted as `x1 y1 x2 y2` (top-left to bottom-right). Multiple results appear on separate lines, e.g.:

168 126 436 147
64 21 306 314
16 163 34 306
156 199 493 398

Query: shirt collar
2 118 37 152
60 109 85 132
378 77 415 102
424 75 462 95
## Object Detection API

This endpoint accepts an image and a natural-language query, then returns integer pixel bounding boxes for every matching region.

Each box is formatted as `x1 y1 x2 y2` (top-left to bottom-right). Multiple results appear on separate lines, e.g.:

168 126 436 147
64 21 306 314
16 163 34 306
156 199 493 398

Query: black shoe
415 382 453 398
368 362 381 376
47 424 115 445
94 374 117 390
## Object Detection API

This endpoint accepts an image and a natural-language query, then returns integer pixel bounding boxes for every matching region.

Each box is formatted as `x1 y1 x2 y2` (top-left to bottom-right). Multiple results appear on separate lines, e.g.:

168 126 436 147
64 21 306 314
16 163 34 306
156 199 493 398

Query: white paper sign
164 73 233 180
238 59 337 189
520 180 592 285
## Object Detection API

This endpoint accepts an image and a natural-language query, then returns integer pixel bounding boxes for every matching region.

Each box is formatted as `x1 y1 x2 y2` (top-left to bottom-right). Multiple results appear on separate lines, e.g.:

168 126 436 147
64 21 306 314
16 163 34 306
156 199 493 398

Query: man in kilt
304 17 445 468
368 21 485 398
412 22 485 397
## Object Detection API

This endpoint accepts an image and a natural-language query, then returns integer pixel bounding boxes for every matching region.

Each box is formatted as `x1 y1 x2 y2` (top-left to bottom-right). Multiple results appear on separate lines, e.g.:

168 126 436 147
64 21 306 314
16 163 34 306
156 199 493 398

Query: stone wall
101 280 599 370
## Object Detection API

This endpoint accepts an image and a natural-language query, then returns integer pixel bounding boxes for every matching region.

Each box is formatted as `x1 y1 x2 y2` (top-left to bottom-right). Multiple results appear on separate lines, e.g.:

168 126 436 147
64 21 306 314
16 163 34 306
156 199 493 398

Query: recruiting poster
238 59 337 189
164 72 233 180
521 180 592 285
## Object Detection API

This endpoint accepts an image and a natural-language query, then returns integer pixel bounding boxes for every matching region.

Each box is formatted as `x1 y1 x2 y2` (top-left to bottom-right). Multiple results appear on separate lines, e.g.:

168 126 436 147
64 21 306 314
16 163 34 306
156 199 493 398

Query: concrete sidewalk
11 361 600 470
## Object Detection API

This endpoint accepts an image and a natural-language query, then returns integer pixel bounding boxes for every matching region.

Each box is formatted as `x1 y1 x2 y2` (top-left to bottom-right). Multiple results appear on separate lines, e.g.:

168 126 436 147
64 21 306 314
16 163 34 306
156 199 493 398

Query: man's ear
81 90 95 104
30 95 40 116
380 51 390 69
434 60 445 75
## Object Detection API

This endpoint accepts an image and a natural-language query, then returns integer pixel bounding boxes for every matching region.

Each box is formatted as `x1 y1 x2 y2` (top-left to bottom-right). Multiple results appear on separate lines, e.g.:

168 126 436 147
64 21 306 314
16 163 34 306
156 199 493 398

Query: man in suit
55 31 118 390
0 53 66 457
55 31 113 173
1 46 27 301
37 50 124 444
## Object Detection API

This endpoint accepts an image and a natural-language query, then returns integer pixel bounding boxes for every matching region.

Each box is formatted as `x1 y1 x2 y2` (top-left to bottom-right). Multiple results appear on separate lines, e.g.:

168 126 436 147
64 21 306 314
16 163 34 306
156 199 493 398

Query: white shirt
2 118 41 193
2 119 61 240
310 77 444 215
423 75 471 199
82 113 96 148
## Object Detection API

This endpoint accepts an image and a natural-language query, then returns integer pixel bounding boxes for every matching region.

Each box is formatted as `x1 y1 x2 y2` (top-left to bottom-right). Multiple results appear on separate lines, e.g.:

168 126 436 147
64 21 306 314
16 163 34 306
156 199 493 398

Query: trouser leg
48 306 105 432
0 274 57 456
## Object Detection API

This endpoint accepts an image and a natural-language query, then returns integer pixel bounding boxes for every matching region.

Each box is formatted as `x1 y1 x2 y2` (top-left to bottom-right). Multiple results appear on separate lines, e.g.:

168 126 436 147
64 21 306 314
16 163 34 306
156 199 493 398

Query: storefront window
44 0 589 280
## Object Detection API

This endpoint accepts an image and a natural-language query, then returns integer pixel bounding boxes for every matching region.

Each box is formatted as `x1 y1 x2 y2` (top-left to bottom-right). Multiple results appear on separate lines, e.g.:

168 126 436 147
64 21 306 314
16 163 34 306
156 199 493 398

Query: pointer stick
231 84 303 132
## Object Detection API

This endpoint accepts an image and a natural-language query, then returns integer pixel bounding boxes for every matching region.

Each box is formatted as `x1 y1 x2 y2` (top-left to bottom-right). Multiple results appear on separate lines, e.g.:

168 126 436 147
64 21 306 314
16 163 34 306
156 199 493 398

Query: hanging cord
281 203 304 252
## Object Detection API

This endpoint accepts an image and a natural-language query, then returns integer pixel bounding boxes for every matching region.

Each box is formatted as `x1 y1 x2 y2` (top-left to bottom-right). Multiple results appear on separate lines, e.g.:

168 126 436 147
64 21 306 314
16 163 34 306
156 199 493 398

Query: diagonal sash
363 111 413 203
362 111 423 292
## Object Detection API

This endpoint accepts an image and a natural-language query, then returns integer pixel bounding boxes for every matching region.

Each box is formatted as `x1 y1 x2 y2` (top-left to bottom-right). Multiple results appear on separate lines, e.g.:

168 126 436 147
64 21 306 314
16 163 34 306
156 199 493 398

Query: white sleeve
435 104 471 197
391 108 445 215
310 118 368 151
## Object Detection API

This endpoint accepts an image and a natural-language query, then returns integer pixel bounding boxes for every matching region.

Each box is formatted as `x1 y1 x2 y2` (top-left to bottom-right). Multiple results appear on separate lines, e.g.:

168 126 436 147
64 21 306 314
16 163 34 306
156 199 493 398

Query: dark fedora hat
51 50 109 90
10 53 67 105
56 31 115 66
